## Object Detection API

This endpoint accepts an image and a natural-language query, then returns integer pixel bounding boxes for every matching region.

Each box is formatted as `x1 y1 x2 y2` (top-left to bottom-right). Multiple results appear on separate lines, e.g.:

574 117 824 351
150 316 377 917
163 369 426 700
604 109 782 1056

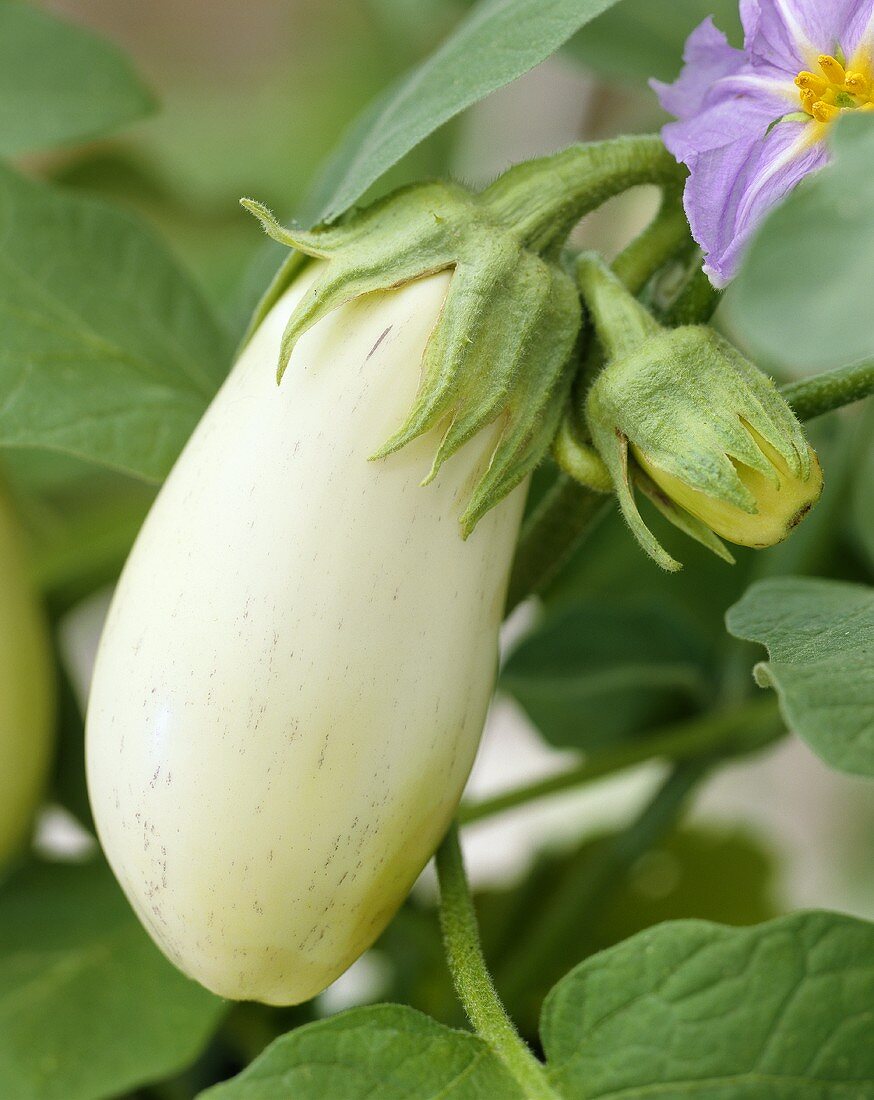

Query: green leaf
501 599 711 750
728 115 874 373
0 165 232 481
726 577 874 777
308 0 622 224
0 859 225 1100
565 0 741 85
199 1003 523 1099
0 1 153 156
542 911 874 1098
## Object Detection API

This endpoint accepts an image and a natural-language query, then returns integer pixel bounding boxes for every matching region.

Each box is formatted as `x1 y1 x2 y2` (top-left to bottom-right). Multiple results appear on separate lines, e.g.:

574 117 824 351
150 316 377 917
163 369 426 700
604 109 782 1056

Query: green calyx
241 135 683 535
576 254 819 571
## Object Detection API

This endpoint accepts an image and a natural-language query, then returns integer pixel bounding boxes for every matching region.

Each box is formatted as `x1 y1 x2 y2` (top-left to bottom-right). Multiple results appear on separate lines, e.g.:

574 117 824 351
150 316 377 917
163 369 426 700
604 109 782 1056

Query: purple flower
652 0 874 286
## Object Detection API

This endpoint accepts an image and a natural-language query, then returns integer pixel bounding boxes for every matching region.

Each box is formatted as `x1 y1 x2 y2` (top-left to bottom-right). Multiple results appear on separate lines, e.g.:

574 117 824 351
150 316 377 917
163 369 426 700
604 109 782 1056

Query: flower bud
579 254 822 570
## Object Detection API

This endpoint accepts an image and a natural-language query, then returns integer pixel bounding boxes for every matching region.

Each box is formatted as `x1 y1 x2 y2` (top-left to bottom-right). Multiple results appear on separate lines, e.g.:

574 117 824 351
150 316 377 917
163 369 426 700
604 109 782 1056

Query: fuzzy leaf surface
543 911 874 1098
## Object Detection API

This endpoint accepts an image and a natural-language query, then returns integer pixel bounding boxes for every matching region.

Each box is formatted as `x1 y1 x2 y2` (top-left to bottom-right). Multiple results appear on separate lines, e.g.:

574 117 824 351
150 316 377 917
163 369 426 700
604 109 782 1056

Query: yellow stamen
811 100 840 123
794 46 873 128
795 70 829 95
799 88 818 115
818 54 846 83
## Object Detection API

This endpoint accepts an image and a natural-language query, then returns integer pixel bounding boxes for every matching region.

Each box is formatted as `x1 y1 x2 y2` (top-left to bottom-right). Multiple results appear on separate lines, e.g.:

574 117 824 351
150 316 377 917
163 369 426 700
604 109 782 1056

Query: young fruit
86 265 527 1005
0 488 54 869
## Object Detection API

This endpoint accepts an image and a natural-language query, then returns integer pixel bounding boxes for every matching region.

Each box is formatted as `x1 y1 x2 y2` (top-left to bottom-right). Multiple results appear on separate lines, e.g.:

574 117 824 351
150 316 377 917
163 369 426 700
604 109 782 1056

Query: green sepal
635 468 735 567
238 246 311 354
241 185 580 534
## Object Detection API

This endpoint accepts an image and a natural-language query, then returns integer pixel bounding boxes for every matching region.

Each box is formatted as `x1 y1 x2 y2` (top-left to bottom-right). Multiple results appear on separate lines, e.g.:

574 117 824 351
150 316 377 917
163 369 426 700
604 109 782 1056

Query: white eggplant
86 266 526 1005
0 490 54 868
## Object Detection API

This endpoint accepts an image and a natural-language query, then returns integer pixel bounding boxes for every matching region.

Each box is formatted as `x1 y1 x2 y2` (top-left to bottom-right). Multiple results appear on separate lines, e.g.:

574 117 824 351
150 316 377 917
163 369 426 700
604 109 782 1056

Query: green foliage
728 116 874 373
308 0 623 223
566 0 742 85
3 449 154 610
727 577 874 776
543 910 874 1098
501 599 711 749
204 911 874 1099
200 1004 524 1099
0 1 153 156
494 829 780 1036
0 165 232 481
0 859 225 1100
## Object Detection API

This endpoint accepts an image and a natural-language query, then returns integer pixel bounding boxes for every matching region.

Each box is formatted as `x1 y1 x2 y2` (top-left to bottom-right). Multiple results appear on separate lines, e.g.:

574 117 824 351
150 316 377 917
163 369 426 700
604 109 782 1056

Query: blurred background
4 0 872 1089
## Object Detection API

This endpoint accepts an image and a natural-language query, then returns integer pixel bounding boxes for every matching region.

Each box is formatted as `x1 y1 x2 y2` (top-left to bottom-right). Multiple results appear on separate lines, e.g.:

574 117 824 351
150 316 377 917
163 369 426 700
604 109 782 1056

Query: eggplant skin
0 490 53 870
86 266 526 1005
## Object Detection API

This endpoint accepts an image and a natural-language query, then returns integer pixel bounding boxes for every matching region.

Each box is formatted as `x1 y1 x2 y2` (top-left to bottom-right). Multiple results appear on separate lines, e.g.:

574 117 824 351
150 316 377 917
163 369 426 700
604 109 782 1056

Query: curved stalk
435 825 561 1100
481 134 685 255
506 184 697 610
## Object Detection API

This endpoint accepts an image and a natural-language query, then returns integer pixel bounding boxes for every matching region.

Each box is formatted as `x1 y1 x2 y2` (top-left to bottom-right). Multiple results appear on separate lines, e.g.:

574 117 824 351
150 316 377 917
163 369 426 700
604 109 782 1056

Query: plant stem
481 134 685 254
611 186 690 295
435 825 562 1100
655 261 722 326
505 475 608 613
499 759 711 1006
460 696 781 825
783 358 874 420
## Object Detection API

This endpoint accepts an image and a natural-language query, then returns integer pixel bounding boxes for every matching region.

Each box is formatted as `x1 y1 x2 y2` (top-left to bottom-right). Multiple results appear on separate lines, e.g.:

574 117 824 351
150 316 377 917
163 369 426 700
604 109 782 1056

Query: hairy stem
460 696 782 825
611 186 690 295
784 358 874 420
481 134 685 255
435 825 561 1099
654 260 722 326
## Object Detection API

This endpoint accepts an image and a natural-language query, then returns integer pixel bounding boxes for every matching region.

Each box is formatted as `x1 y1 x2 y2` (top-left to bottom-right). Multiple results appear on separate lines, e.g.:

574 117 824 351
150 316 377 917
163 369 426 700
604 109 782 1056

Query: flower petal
740 0 870 71
660 71 790 168
684 120 828 286
651 18 747 121
846 2 874 61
